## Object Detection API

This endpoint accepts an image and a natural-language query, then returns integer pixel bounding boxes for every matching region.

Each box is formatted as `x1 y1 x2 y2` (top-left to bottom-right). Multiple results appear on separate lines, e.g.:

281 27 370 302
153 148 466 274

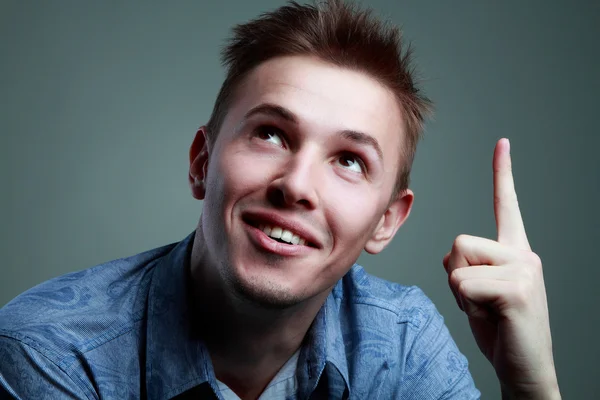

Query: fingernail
506 138 510 154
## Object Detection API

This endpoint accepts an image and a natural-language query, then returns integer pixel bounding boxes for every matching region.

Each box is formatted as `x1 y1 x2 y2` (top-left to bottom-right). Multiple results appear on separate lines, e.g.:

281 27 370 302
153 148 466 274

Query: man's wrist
500 379 561 400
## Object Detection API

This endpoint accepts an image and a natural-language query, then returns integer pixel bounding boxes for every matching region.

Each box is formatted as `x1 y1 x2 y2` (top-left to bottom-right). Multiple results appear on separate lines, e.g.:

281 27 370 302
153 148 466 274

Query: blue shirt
0 231 481 399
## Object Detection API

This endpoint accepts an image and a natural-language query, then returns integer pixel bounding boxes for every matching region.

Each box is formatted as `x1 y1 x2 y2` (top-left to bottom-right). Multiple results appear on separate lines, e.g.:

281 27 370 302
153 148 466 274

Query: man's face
194 55 413 308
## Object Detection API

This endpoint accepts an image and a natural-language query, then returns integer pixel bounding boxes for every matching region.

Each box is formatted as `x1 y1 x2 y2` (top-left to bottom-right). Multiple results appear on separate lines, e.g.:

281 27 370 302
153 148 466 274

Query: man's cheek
330 191 377 228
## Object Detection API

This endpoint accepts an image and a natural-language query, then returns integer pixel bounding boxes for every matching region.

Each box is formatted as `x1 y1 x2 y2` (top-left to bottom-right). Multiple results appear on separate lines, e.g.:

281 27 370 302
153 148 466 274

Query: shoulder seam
345 285 423 326
0 311 144 365
0 334 97 400
350 295 403 317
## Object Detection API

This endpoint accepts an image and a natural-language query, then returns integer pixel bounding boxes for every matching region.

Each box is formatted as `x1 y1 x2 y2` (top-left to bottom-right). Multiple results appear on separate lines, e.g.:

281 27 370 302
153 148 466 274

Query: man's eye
255 126 285 147
338 153 365 174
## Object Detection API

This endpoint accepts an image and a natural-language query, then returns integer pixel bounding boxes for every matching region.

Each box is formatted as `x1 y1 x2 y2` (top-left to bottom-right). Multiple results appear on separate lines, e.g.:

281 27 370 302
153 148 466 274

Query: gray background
1 0 598 398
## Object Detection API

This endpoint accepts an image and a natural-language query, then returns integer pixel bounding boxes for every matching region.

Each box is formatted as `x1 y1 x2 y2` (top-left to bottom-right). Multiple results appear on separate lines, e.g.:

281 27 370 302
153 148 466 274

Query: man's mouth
243 215 318 248
258 224 307 246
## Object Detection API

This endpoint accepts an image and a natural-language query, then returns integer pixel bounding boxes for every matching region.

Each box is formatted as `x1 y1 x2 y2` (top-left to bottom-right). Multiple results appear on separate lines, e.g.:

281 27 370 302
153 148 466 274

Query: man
0 0 560 398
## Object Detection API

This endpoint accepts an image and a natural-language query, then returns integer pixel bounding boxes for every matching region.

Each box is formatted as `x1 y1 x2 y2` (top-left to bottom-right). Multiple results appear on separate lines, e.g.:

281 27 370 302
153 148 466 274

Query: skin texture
187 54 560 399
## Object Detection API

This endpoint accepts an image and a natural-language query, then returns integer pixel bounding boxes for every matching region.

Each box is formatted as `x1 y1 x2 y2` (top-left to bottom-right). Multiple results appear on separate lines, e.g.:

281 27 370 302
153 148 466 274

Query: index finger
493 138 531 251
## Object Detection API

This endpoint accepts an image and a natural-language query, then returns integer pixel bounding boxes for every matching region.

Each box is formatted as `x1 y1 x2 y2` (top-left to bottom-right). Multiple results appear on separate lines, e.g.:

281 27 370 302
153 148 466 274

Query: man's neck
198 300 317 399
189 228 330 399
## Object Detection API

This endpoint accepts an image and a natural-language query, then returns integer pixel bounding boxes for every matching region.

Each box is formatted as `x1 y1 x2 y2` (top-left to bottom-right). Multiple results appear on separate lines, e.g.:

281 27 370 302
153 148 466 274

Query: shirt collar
145 230 351 399
297 281 351 399
146 230 219 399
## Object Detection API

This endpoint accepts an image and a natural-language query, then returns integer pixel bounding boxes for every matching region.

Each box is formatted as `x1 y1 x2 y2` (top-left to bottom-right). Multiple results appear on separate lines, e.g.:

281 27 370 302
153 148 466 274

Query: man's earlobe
364 190 414 254
189 126 210 200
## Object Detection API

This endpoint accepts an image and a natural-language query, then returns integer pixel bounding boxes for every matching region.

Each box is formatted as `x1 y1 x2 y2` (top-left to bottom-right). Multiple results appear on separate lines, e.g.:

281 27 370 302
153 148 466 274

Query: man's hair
206 0 432 198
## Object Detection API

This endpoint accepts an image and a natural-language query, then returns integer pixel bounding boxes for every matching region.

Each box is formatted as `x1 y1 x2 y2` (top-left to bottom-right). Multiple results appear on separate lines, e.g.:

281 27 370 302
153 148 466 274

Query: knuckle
511 281 530 307
520 251 543 278
527 251 543 269
453 234 470 251
448 268 462 288
457 279 471 299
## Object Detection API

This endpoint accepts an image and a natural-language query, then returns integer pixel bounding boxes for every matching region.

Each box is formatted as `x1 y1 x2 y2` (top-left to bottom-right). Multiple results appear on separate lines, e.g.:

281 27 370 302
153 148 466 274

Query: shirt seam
0 323 145 396
439 366 473 400
75 318 142 356
2 317 142 370
348 296 422 329
375 365 391 400
339 284 421 322
0 334 97 400
163 377 212 399
264 372 296 390
350 296 401 315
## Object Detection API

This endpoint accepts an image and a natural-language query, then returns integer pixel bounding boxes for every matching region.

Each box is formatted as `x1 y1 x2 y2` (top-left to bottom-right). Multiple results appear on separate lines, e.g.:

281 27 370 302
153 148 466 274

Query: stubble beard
222 256 309 310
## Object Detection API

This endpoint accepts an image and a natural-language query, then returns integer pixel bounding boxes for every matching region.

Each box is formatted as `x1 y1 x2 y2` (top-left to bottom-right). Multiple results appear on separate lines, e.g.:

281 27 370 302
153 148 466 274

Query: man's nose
266 151 320 209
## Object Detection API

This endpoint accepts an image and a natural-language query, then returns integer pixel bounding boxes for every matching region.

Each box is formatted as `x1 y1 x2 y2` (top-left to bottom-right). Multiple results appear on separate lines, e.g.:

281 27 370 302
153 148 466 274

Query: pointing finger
493 138 530 251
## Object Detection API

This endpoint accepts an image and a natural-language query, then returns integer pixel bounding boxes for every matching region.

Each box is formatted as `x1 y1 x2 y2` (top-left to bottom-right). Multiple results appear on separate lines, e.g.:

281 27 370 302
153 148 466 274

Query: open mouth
243 216 317 248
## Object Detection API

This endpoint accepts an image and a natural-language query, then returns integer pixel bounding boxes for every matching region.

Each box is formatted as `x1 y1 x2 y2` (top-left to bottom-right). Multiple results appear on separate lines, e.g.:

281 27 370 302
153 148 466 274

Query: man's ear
364 189 414 254
189 126 210 200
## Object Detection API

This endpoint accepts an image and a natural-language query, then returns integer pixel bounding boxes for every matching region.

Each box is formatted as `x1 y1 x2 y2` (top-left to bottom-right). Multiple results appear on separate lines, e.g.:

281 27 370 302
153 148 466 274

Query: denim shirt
0 231 480 399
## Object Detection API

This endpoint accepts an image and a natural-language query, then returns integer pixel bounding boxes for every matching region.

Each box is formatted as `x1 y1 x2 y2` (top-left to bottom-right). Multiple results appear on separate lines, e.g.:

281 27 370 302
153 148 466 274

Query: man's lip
241 211 322 249
246 224 314 256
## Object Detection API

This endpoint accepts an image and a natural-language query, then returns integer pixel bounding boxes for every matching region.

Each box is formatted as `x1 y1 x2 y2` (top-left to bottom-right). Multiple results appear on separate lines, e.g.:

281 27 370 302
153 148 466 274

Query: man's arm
443 138 560 399
0 335 93 400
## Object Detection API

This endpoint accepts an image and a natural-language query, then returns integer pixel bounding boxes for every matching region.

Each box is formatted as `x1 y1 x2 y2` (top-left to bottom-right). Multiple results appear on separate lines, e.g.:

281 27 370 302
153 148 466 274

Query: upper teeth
259 224 307 246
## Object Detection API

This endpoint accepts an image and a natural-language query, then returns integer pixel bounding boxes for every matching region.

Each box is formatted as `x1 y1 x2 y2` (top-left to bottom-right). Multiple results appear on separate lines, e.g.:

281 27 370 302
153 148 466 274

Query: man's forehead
238 56 405 147
251 58 394 109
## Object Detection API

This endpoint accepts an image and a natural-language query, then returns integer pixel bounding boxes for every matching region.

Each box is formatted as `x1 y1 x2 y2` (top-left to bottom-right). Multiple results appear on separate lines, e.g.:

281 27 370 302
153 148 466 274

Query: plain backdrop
1 0 598 398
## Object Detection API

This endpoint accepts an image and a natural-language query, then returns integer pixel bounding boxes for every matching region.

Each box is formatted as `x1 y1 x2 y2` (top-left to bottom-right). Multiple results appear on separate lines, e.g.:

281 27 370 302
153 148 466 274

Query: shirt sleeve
0 335 93 400
397 288 481 399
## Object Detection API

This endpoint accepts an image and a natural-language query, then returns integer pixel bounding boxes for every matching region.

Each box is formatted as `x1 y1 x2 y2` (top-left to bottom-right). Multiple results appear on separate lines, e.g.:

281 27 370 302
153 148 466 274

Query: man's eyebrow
243 102 384 163
339 129 384 164
243 103 298 124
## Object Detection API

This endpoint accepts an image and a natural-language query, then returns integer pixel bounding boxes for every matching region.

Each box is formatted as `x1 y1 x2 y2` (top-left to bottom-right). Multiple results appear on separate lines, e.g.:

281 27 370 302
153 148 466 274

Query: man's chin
225 272 306 310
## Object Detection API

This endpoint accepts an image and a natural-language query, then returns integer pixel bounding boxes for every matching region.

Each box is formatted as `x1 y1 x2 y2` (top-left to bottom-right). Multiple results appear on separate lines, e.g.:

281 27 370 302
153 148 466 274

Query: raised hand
443 138 561 399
